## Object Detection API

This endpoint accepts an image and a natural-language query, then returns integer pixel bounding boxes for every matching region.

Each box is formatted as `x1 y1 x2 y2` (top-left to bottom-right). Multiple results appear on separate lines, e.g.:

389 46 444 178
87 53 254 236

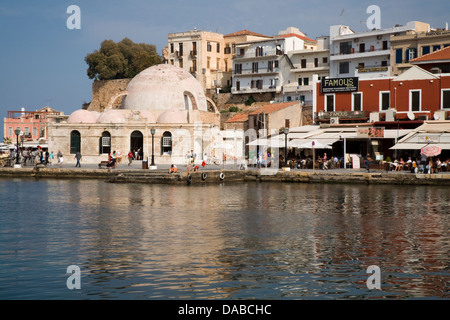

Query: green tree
85 38 162 80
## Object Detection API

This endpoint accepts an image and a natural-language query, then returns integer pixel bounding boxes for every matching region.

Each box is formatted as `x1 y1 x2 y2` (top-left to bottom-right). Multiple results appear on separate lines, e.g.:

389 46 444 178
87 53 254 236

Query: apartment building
283 36 330 105
329 21 429 79
166 29 270 91
390 25 450 75
231 27 317 99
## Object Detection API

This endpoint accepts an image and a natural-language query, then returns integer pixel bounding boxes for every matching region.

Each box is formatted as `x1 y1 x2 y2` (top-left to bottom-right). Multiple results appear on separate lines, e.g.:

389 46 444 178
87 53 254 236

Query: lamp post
284 127 289 167
150 128 156 169
14 128 21 167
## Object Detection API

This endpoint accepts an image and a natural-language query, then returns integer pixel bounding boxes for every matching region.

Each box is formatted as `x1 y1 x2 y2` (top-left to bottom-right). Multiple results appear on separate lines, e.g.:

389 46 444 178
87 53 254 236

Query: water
0 178 449 299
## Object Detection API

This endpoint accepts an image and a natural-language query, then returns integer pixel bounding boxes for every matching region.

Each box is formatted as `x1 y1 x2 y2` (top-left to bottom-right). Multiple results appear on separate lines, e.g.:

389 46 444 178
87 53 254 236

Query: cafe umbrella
420 145 441 157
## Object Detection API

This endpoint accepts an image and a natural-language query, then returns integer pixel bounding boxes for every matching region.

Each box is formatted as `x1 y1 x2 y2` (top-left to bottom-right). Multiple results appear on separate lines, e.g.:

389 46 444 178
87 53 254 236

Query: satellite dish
407 111 415 120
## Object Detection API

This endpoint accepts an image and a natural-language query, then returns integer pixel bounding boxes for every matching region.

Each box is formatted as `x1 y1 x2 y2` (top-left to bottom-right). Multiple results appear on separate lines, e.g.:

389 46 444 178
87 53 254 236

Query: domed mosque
48 64 223 165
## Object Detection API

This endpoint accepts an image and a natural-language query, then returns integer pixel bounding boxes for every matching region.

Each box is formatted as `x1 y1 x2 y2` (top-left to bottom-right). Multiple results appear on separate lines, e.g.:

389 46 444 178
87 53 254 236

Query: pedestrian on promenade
74 151 82 167
128 150 134 166
364 153 372 172
49 151 54 166
57 150 64 168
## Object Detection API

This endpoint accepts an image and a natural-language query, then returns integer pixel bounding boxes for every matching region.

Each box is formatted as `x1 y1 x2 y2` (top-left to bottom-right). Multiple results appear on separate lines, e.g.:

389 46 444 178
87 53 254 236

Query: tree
85 38 162 80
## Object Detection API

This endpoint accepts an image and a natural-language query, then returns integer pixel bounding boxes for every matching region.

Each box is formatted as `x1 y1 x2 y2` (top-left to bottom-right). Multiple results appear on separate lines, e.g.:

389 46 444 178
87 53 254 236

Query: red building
3 107 64 144
315 66 450 124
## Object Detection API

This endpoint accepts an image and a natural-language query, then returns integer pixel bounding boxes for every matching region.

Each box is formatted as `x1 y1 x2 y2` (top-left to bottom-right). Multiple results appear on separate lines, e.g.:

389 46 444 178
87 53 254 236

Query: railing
235 50 284 59
331 46 390 56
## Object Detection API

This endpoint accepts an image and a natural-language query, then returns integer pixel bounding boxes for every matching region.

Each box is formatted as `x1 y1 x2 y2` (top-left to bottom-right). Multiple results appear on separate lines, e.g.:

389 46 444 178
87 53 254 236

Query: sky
0 0 448 137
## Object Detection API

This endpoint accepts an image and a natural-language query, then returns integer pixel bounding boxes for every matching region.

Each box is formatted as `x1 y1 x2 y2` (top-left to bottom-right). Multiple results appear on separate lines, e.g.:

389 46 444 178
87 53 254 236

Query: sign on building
357 127 385 138
321 77 359 93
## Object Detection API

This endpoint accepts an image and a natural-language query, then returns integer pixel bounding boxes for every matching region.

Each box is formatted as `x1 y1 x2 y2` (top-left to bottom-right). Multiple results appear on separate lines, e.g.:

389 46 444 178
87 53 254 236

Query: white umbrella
296 140 332 149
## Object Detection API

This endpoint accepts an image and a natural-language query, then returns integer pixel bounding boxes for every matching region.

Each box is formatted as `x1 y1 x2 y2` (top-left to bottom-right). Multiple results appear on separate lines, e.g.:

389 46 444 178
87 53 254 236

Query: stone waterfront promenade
1 161 450 186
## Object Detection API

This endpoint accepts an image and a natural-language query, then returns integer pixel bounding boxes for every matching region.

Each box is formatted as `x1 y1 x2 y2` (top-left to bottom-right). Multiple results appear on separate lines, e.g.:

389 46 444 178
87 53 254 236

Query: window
340 42 352 54
234 63 242 74
232 44 236 54
217 43 220 53
359 43 365 53
207 57 210 69
24 127 29 135
267 61 274 72
252 62 258 73
99 131 111 154
339 62 349 74
178 43 183 56
179 58 183 68
70 130 81 154
314 58 318 68
433 45 441 52
192 42 197 55
381 61 388 67
422 46 430 55
383 41 388 50
207 42 212 52
170 43 174 53
301 59 307 68
251 80 262 89
274 60 279 68
406 48 417 62
224 45 231 54
235 80 240 91
323 57 328 64
395 48 403 63
303 77 309 86
352 92 362 111
380 91 390 111
161 132 172 155
256 46 263 57
325 94 335 112
298 78 302 86
8 127 12 136
442 89 450 109
410 90 421 111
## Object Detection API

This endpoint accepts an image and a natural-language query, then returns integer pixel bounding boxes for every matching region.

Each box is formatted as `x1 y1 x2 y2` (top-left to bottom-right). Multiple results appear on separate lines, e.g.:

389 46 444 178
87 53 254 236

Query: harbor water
0 178 448 299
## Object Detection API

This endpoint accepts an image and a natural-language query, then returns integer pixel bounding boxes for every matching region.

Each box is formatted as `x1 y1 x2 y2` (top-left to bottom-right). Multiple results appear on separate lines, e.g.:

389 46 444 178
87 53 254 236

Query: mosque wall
86 79 131 112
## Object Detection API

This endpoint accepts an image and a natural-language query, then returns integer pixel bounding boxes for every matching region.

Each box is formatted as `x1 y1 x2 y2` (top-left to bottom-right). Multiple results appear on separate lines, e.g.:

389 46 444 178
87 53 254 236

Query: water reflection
0 178 448 299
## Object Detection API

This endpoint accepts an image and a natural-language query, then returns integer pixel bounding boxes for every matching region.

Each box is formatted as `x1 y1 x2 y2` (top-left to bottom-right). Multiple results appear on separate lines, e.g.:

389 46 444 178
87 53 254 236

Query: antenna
340 9 344 25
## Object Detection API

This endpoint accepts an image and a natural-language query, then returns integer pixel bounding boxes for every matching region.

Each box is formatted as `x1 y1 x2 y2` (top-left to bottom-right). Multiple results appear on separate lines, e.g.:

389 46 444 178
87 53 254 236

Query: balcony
231 86 280 94
331 47 390 61
190 50 197 58
234 49 284 61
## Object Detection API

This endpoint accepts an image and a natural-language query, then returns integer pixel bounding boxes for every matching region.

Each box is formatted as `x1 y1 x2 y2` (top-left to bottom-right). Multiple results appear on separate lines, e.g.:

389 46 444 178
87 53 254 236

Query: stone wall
86 79 131 112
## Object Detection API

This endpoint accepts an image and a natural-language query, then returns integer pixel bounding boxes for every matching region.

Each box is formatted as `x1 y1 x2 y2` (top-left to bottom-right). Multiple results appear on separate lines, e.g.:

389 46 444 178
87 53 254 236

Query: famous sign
321 77 359 93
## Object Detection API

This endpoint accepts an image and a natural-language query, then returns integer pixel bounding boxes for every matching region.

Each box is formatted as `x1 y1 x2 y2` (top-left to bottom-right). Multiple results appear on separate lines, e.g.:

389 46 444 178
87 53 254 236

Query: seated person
106 153 116 168
169 164 178 173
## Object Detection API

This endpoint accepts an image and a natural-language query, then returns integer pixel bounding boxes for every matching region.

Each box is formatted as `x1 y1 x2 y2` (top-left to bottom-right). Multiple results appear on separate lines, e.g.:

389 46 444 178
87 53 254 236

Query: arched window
161 131 172 155
130 131 144 160
99 131 111 155
70 130 81 154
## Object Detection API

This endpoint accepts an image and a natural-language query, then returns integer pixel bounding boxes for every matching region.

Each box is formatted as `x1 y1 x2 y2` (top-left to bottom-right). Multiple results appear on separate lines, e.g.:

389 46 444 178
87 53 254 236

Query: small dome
139 110 157 123
97 109 131 124
67 110 100 124
157 110 187 124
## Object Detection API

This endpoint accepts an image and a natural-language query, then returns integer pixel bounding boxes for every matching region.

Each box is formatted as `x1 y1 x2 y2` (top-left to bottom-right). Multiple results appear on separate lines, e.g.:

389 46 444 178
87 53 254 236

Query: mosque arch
105 91 128 111
130 131 144 160
183 91 198 110
205 97 219 114
161 131 172 155
70 130 81 154
99 131 111 155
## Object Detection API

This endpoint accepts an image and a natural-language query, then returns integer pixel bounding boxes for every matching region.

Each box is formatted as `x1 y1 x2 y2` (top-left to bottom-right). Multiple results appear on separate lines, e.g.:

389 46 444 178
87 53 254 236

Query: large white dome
123 64 208 112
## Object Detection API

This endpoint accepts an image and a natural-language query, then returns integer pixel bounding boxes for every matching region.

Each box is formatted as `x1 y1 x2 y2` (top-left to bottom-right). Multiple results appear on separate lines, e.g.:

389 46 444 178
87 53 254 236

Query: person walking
57 150 63 168
74 151 82 167
128 150 134 166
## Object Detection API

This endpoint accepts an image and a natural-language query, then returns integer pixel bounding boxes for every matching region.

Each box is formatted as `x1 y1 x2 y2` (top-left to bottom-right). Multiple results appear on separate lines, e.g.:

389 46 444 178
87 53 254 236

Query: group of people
390 155 450 173
7 146 65 167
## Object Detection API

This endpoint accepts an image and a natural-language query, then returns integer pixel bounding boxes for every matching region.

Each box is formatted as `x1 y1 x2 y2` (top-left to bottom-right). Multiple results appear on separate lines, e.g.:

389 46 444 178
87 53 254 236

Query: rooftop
224 29 271 38
225 113 249 123
410 46 450 63
249 102 299 115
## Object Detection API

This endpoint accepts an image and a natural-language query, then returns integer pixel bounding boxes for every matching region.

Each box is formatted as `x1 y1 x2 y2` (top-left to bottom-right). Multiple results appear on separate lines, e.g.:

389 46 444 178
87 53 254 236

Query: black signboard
321 77 359 93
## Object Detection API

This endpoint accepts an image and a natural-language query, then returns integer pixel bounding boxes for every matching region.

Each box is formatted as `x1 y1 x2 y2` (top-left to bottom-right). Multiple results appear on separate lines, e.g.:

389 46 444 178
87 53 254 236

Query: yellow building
390 22 450 76
166 29 270 91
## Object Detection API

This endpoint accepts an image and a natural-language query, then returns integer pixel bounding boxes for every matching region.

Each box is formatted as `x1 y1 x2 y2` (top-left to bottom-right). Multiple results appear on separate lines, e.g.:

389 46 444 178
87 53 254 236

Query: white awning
390 143 427 150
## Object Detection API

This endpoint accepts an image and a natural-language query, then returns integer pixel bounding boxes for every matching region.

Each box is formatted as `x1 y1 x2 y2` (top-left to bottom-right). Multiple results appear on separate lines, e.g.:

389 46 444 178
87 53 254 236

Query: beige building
166 29 270 91
48 64 222 165
390 23 450 75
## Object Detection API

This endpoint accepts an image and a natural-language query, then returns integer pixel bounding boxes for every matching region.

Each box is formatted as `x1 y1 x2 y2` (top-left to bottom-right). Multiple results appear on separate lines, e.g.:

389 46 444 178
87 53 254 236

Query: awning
390 143 427 150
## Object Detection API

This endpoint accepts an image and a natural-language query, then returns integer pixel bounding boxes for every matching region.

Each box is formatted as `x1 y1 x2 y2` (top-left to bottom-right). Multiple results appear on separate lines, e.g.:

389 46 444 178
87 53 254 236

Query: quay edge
1 167 450 186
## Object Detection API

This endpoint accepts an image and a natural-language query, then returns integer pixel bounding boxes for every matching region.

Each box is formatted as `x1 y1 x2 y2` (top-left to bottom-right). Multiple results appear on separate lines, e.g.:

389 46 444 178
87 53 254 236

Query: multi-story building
390 25 450 76
329 21 429 79
166 28 270 91
231 27 317 99
4 106 65 145
283 36 330 104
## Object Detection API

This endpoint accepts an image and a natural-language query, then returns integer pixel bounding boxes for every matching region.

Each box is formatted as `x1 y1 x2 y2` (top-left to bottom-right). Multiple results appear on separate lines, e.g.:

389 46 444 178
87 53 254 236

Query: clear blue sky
0 0 448 129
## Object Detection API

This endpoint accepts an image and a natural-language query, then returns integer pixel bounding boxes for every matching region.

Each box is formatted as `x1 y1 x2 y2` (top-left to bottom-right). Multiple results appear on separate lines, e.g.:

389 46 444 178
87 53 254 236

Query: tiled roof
277 33 316 43
225 113 249 123
410 46 450 63
224 29 271 38
249 102 299 115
